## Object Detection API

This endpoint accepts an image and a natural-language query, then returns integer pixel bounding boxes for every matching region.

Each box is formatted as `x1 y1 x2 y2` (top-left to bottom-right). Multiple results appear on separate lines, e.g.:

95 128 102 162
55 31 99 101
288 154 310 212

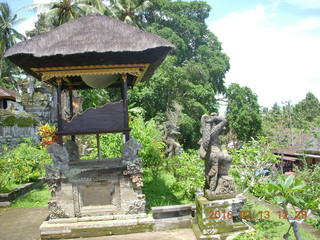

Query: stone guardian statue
199 113 235 200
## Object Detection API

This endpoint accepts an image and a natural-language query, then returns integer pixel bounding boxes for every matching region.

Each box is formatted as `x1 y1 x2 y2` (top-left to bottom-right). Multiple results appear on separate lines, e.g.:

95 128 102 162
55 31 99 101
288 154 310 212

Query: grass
234 199 317 240
0 182 21 193
11 186 51 208
142 170 192 211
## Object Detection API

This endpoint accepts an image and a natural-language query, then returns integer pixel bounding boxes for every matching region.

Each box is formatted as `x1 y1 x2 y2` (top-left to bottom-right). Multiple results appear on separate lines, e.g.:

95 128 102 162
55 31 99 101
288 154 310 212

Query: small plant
167 149 204 199
37 123 57 147
230 136 280 193
267 175 310 240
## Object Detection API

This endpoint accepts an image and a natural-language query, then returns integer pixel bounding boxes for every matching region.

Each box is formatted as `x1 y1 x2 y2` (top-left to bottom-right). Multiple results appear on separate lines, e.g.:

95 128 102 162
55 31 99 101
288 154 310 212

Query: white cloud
209 5 320 108
16 15 38 36
16 0 53 35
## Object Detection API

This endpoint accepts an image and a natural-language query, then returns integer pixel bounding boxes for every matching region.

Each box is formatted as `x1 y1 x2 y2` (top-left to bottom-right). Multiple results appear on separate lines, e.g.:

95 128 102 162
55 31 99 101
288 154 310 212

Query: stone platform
40 214 154 239
193 196 252 240
40 212 193 239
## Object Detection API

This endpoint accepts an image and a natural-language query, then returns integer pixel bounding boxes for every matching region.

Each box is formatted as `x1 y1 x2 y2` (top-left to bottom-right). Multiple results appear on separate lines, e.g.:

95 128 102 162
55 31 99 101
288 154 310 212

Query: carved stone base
193 196 252 240
205 176 236 201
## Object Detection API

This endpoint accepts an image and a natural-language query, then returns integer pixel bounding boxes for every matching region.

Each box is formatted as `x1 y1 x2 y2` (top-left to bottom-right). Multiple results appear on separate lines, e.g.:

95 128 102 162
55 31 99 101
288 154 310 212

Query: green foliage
0 2 25 89
143 170 182 210
129 0 229 148
262 93 320 139
78 89 111 110
267 175 309 208
295 165 320 215
230 136 279 191
233 199 317 240
0 139 51 192
293 92 320 129
11 186 51 208
306 216 320 230
226 83 262 142
130 117 166 175
85 116 165 176
110 0 152 27
166 149 204 199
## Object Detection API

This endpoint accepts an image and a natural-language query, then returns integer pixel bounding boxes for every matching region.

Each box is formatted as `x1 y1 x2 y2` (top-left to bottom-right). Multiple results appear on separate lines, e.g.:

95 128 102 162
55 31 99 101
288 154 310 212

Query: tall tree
226 83 261 142
0 2 25 89
293 92 320 129
130 0 230 148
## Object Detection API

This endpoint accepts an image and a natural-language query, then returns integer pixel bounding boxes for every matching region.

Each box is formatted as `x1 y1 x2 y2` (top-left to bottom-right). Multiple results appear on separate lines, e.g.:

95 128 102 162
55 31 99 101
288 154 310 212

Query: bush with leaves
85 116 166 176
0 139 51 192
230 136 280 193
295 165 320 216
166 149 204 199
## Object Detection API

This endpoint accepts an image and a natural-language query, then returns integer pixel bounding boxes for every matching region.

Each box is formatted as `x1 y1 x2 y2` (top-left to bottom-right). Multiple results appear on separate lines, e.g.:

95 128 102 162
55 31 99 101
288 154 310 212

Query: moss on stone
0 110 37 127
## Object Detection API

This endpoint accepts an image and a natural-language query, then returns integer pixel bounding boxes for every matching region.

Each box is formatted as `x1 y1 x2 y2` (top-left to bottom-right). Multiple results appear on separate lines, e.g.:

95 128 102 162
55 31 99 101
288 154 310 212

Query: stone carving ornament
46 141 79 218
199 113 235 200
122 138 144 189
163 121 181 157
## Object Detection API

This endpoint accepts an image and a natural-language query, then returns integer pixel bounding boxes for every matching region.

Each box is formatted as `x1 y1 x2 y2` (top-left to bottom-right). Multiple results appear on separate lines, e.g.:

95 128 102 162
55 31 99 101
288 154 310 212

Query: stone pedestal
40 138 147 239
193 196 252 240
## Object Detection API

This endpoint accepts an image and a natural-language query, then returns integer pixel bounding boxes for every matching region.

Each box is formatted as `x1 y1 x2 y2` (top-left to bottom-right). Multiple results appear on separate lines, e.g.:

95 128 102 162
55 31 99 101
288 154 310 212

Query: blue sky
3 0 320 108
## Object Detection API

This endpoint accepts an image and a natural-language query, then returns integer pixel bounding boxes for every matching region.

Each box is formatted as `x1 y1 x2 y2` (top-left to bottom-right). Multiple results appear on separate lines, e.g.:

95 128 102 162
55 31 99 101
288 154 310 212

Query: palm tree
24 0 103 27
0 2 25 89
110 0 152 28
0 2 25 57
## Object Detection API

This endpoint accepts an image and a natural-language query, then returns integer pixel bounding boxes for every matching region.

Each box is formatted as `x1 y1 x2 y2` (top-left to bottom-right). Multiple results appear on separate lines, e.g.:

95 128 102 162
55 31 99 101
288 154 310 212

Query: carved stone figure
163 121 181 157
122 138 144 189
48 200 69 219
127 194 146 214
199 113 235 200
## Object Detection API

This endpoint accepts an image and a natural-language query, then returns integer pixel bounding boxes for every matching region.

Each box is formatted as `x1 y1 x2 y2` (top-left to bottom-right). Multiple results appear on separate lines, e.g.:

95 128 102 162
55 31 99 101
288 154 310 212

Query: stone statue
163 121 181 157
199 113 235 200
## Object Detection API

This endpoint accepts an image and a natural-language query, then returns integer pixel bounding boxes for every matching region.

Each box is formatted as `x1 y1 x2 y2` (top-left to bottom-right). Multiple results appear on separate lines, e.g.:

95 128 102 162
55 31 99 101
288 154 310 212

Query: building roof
4 14 173 90
0 87 21 101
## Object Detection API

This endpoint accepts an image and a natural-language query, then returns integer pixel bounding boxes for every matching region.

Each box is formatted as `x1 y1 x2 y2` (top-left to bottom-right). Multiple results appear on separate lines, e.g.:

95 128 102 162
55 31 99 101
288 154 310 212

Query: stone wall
20 79 56 125
0 126 38 152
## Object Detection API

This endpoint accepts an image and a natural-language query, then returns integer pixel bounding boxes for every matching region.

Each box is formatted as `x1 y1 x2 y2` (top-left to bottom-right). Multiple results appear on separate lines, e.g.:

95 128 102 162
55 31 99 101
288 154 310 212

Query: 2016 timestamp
207 210 308 220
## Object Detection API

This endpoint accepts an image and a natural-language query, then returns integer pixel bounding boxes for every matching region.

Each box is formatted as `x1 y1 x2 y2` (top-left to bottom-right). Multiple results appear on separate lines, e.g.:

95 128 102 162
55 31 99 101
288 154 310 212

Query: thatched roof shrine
5 14 173 90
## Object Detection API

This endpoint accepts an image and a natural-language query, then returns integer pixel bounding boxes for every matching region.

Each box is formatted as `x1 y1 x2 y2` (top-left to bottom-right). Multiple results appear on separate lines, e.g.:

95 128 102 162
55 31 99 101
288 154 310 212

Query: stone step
40 216 155 239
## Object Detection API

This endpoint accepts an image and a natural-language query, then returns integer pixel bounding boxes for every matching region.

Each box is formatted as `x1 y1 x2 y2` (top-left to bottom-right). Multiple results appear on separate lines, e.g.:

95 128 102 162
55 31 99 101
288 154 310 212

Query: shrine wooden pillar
56 79 63 145
69 88 75 142
121 74 129 142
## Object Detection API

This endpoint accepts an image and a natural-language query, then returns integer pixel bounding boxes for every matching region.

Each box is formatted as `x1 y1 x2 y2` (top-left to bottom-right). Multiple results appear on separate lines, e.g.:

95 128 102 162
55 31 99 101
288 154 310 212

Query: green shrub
0 139 51 192
307 216 320 230
130 117 165 176
167 149 204 199
230 137 279 191
84 116 166 176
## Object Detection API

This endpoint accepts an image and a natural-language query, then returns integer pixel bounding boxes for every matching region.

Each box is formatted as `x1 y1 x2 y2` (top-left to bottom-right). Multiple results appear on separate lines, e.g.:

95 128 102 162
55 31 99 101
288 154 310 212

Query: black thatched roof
5 14 173 89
